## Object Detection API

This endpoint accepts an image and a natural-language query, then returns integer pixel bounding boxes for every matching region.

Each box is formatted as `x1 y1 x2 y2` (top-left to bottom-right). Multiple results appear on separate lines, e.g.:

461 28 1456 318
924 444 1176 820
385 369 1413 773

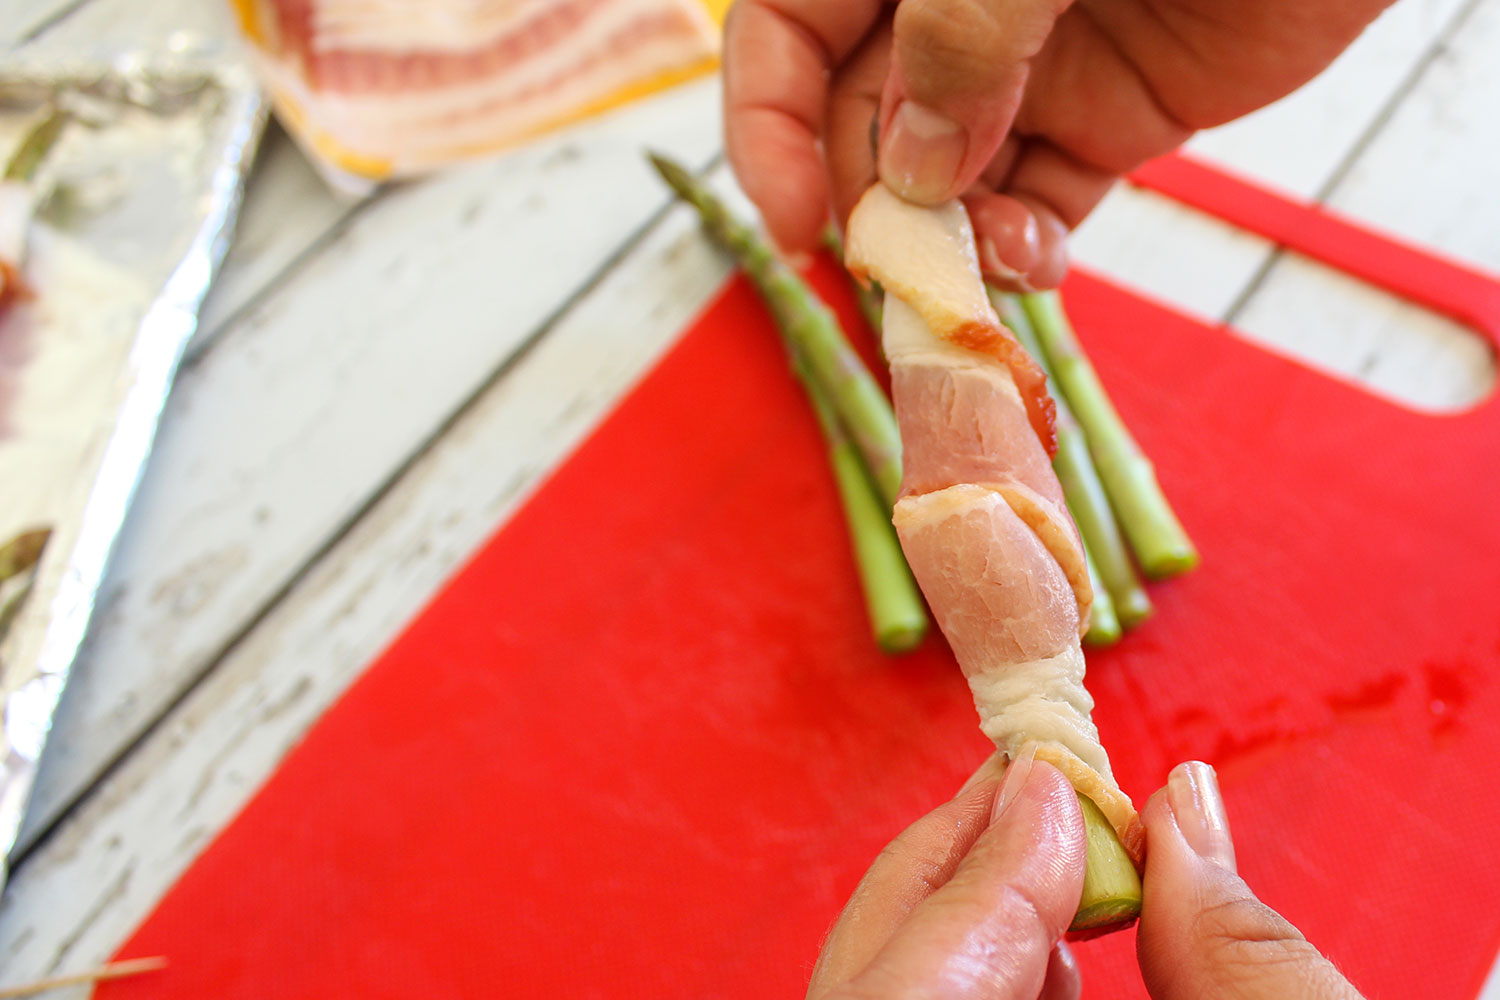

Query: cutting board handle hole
1121 153 1500 416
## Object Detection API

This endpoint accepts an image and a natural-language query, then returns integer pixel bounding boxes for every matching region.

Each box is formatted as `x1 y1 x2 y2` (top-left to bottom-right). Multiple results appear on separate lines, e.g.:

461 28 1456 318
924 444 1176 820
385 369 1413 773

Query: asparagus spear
991 292 1153 627
798 359 927 653
992 295 1142 926
1081 540 1121 646
649 153 926 649
650 154 904 507
1071 792 1143 932
656 159 1138 928
3 110 66 183
820 227 885 337
1021 291 1198 579
0 528 49 584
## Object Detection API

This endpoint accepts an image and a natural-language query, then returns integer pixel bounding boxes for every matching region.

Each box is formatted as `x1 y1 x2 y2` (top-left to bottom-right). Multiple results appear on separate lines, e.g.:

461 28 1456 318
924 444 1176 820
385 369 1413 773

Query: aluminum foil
0 42 266 885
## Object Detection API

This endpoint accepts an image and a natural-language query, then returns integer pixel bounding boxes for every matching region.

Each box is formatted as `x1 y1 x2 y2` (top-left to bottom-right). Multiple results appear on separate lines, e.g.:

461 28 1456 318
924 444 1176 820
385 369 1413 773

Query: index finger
722 0 882 251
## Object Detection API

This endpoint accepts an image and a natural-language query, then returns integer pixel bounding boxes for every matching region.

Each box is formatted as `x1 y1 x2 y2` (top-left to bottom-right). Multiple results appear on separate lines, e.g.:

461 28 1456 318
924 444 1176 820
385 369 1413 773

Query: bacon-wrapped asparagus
846 185 1141 859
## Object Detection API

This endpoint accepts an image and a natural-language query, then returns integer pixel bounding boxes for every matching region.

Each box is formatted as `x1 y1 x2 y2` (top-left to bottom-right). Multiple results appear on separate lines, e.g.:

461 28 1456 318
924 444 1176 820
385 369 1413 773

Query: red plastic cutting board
102 164 1500 999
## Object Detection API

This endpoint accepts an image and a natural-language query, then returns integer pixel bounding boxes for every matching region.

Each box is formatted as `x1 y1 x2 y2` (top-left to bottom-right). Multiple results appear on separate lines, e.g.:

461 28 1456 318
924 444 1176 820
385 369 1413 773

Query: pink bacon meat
846 185 1140 853
236 0 718 177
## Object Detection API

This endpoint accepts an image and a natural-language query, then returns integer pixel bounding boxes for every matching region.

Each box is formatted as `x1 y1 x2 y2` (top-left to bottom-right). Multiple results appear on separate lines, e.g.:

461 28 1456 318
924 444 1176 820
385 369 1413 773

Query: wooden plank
1228 0 1497 412
1070 0 1473 322
0 0 85 48
6 0 232 54
9 0 1500 988
14 79 724 852
0 180 733 987
192 125 358 360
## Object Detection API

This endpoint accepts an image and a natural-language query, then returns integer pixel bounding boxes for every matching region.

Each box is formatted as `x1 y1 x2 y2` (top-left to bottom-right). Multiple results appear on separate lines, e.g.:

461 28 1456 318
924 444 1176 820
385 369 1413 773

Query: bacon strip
234 0 719 178
847 188 1140 854
0 182 35 312
845 184 1057 457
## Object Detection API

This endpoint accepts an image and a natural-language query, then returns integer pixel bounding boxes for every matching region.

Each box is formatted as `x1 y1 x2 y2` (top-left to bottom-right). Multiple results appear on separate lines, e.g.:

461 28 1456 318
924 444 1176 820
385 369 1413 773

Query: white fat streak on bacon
259 20 708 171
247 0 715 174
0 182 35 308
893 485 1138 846
857 201 1085 613
853 189 1139 849
312 0 534 53
848 188 995 345
0 183 31 265
259 0 715 93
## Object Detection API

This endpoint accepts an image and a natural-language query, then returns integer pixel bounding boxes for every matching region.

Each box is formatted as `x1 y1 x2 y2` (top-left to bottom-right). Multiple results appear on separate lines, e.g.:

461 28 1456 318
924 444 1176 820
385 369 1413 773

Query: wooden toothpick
0 956 167 998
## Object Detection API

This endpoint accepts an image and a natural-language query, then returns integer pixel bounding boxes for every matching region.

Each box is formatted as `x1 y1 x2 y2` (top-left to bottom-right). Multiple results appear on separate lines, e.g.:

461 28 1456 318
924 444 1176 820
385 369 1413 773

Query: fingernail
878 102 967 204
1167 761 1236 871
957 752 1006 795
991 746 1037 823
979 236 1032 289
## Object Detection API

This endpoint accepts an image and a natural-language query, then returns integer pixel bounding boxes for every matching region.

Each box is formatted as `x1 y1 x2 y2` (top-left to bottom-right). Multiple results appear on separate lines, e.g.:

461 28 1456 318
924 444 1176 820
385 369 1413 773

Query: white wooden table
2 0 1498 993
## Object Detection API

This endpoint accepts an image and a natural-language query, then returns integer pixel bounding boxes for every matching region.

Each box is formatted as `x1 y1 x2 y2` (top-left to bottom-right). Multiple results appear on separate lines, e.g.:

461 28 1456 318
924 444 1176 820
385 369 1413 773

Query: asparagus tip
646 150 694 199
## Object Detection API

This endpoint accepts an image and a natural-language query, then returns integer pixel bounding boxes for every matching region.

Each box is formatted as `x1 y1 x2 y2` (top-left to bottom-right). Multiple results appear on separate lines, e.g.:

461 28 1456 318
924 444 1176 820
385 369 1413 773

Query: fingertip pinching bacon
845 184 1141 858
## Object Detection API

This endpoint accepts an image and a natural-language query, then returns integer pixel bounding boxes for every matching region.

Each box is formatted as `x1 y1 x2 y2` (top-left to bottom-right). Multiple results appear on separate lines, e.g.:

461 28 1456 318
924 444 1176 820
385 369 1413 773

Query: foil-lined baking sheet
0 42 266 883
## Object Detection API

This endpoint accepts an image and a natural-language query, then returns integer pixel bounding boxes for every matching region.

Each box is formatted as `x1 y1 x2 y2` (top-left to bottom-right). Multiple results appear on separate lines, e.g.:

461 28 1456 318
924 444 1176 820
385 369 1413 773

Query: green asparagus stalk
0 528 49 642
650 154 903 507
993 295 1142 927
992 291 1153 627
1021 291 1198 579
4 110 66 183
798 360 927 653
1071 793 1144 932
649 153 926 649
820 227 885 336
1080 541 1121 646
0 528 49 584
656 159 1139 928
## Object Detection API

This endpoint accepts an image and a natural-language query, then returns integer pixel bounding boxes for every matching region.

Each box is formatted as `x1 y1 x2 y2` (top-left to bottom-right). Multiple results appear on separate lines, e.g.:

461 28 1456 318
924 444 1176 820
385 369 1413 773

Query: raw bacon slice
847 188 1139 853
0 182 35 312
845 184 1057 457
232 0 720 183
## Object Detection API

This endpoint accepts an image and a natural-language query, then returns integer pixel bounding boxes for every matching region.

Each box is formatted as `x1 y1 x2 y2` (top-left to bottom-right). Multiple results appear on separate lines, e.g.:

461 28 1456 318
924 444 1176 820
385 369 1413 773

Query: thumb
1136 762 1365 1000
831 756 1086 999
877 0 1073 204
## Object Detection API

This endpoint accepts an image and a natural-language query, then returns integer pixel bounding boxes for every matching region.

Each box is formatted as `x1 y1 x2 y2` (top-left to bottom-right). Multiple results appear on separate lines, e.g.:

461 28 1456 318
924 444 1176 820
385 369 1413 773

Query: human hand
724 0 1389 289
1136 761 1365 999
807 756 1365 999
807 753 1087 999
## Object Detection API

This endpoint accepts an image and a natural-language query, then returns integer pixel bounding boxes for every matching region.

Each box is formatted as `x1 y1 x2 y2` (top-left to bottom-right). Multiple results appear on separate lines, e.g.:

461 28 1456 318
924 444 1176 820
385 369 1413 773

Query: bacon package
230 0 724 190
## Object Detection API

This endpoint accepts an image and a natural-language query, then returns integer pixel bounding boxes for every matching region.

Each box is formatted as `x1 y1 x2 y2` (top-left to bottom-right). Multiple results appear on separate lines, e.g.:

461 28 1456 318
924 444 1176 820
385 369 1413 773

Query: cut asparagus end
1071 792 1143 934
797 339 929 655
994 288 1155 630
820 415 929 654
1112 585 1154 629
1081 552 1120 647
1020 290 1199 580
